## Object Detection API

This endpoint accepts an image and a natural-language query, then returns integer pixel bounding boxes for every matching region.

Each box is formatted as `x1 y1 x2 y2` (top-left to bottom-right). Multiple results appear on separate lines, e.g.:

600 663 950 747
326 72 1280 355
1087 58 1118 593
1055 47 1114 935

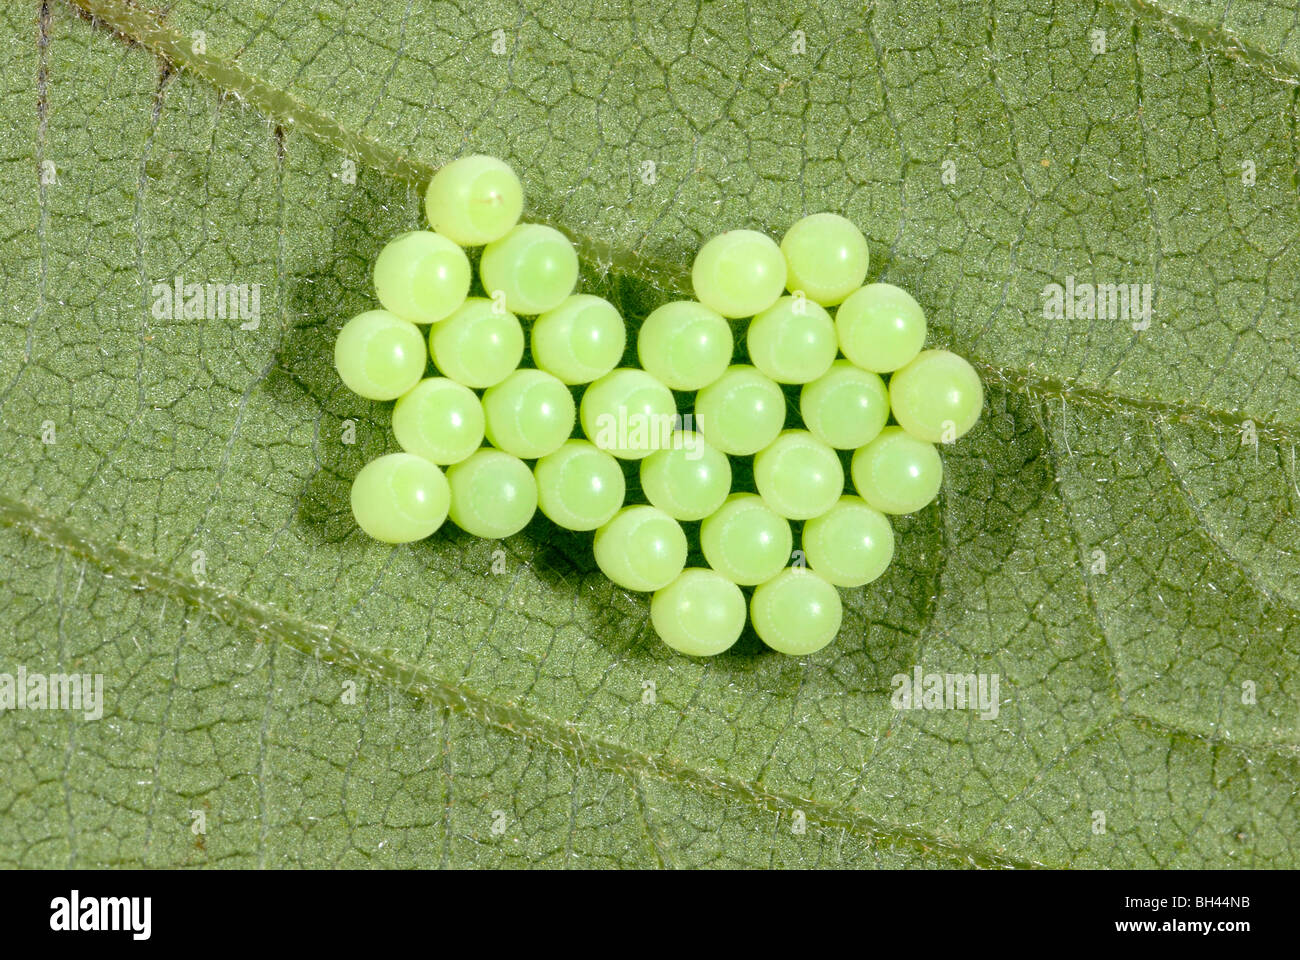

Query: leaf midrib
62 0 1300 447
1115 0 1300 86
4 485 1298 867
0 490 1038 870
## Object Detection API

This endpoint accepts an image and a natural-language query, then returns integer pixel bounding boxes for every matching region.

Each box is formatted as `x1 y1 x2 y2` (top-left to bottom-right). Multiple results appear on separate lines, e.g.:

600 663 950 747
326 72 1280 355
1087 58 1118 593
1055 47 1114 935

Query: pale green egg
350 452 450 543
750 569 842 656
888 349 984 443
780 213 870 306
479 223 578 315
372 230 471 325
802 496 894 587
699 493 792 586
639 430 732 521
334 309 427 401
482 368 576 460
533 439 626 531
693 364 785 456
446 448 538 538
593 505 688 592
752 429 844 520
850 426 943 515
691 229 787 319
579 368 677 460
799 360 889 450
747 295 837 384
834 282 926 373
424 154 523 246
428 297 524 389
650 568 747 657
531 294 626 385
637 300 733 391
391 377 485 465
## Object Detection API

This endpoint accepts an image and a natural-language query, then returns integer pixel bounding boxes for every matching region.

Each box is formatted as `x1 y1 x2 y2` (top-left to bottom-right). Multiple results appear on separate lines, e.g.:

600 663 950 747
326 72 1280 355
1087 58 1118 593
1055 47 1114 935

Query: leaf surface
0 0 1297 867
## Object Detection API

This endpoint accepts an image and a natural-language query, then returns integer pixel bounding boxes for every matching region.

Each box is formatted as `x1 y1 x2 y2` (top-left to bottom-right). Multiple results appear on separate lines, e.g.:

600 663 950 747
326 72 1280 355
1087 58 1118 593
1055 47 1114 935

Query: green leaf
0 0 1296 867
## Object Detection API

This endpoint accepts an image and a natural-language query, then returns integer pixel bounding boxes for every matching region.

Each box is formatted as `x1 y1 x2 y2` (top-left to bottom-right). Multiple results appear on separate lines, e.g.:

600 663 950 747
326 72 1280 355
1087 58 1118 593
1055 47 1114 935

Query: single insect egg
636 300 733 391
531 294 626 385
593 505 688 593
533 439 626 531
650 568 747 657
691 229 787 319
482 368 576 460
850 426 943 515
746 295 837 384
334 309 427 400
639 430 732 521
753 429 844 520
424 154 523 246
802 496 895 587
887 349 984 444
699 493 792 586
579 368 677 459
428 297 524 388
350 452 450 544
391 377 485 465
479 223 579 315
835 282 926 373
751 568 843 656
372 230 471 325
779 212 870 306
446 448 538 538
693 364 784 456
799 360 889 450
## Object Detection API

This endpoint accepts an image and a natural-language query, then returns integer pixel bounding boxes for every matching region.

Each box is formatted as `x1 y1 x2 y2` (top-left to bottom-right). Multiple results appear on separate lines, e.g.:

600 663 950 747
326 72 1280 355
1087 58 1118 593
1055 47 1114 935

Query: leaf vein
0 490 1040 869
63 0 1300 445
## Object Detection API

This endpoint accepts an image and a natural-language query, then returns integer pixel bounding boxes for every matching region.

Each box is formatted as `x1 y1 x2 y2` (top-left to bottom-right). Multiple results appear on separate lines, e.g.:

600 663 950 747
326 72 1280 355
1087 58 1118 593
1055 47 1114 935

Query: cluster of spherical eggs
335 155 983 658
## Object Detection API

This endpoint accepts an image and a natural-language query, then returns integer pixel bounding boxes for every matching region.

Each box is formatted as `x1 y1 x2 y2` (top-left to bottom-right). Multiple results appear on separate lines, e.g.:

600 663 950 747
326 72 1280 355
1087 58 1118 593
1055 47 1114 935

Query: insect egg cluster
335 155 984 658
